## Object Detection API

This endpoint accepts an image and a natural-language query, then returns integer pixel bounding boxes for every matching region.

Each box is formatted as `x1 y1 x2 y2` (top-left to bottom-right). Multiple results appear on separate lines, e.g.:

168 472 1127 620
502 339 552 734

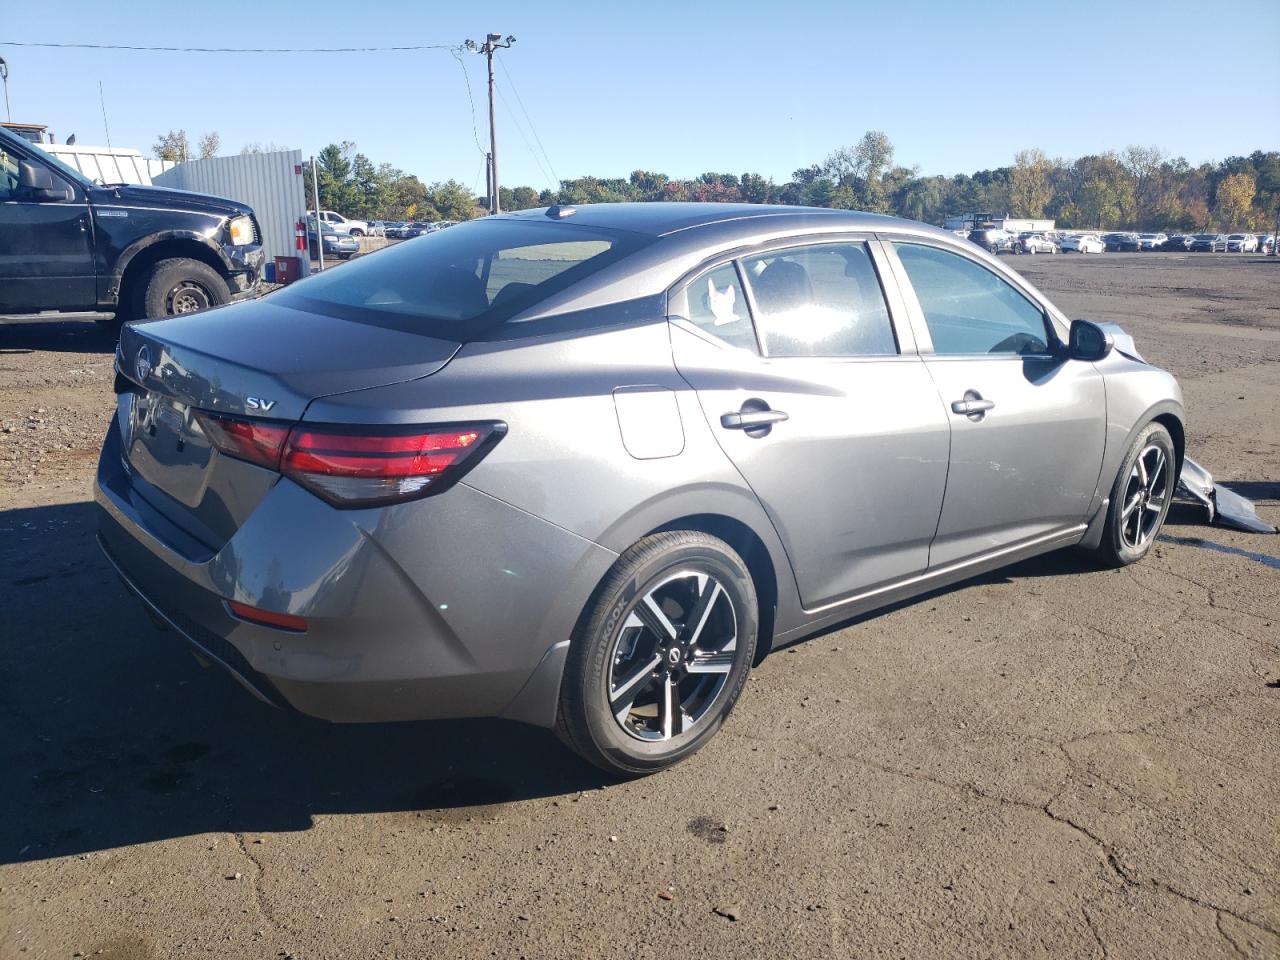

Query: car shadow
0 495 1229 866
0 318 119 355
0 499 607 866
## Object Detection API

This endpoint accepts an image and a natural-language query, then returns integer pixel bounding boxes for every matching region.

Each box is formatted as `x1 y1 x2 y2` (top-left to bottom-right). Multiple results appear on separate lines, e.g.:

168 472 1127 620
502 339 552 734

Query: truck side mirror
18 161 70 201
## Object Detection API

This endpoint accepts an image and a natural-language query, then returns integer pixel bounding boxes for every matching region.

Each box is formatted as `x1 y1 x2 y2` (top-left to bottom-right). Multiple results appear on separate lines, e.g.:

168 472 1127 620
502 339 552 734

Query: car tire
349 229 365 238
139 258 230 320
556 531 759 777
1091 422 1176 568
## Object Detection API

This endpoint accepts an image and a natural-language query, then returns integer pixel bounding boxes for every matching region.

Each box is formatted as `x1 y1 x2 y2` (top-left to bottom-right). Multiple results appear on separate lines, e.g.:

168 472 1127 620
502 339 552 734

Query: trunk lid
115 297 462 546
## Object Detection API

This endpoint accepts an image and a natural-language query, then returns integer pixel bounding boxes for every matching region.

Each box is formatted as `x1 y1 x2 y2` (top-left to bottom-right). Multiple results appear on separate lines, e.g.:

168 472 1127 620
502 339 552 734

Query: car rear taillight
194 413 290 470
195 412 504 508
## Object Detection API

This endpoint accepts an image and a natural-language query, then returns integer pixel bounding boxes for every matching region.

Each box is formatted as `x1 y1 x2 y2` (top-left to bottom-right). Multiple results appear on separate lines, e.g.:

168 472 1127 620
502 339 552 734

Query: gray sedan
97 204 1184 775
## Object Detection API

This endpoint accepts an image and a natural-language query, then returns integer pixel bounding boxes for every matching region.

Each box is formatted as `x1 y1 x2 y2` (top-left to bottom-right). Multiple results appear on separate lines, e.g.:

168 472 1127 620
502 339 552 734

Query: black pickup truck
0 124 264 331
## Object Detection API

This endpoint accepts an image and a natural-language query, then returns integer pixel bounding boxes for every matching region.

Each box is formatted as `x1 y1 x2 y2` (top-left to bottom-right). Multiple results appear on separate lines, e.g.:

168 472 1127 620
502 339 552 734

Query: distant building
1 121 51 144
944 212 1056 234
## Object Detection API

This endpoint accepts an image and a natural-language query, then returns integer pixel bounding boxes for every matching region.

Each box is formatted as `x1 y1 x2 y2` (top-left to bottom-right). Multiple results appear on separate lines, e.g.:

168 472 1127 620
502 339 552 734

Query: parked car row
966 224 1276 256
379 220 462 239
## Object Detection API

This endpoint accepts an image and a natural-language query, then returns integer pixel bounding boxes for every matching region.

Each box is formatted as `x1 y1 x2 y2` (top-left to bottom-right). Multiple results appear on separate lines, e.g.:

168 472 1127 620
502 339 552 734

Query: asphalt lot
1 252 1277 959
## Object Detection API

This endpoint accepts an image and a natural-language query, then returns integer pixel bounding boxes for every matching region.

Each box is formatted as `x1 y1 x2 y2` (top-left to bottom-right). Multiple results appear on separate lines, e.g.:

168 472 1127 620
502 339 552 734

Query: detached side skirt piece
1177 456 1276 535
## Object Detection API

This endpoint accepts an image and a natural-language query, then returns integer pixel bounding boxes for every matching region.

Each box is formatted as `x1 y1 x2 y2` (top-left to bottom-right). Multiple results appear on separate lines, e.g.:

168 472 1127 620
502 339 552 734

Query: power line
450 46 488 159
496 84 555 193
497 57 559 189
1 40 457 53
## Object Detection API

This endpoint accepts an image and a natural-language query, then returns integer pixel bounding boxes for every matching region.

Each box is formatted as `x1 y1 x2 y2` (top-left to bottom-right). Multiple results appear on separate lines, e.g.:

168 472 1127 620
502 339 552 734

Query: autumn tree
1009 149 1054 218
1214 172 1256 229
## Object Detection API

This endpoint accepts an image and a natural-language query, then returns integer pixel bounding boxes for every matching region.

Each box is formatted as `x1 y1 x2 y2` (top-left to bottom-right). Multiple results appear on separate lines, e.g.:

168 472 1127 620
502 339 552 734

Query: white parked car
309 210 370 237
1137 232 1167 251
1226 233 1258 253
1061 233 1105 254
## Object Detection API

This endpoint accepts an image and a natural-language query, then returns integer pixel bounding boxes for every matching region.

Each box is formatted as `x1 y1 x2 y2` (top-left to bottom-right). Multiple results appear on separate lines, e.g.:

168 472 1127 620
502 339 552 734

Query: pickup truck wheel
348 229 365 238
140 258 229 319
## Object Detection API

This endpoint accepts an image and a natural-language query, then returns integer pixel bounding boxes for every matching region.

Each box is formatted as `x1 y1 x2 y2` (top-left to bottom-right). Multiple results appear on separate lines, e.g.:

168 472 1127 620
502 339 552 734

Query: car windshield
274 217 651 339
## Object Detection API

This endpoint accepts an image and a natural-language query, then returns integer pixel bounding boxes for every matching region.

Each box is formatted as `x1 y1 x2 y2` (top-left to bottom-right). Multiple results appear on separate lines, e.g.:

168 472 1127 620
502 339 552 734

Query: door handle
951 390 995 420
721 409 789 430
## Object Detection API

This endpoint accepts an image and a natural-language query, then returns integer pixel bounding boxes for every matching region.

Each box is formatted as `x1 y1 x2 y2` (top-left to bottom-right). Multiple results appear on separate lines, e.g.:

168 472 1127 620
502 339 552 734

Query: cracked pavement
2 253 1278 958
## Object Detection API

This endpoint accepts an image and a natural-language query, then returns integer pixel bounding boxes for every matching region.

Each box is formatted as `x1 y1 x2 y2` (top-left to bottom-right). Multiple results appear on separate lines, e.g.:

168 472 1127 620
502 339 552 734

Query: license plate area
122 390 216 508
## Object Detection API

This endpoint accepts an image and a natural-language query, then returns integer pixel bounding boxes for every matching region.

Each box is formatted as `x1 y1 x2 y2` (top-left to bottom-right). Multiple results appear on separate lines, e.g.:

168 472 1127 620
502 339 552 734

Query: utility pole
485 153 494 215
0 58 11 123
466 33 515 214
311 156 325 271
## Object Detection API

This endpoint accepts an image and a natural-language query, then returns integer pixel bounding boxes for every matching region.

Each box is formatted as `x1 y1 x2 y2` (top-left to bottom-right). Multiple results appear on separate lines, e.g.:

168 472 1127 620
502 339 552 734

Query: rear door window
740 242 898 357
675 262 758 352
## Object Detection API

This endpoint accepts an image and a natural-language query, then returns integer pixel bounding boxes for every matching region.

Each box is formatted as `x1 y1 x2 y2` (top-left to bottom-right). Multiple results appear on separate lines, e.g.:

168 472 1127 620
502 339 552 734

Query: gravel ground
1 252 1277 959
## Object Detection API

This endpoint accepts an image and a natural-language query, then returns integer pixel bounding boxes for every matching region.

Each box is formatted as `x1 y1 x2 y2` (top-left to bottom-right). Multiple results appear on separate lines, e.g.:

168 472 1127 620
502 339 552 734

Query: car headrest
755 260 813 313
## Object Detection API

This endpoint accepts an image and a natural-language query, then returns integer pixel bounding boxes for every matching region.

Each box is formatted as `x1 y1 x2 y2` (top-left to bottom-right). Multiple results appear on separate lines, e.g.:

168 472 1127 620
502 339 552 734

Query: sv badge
246 397 277 412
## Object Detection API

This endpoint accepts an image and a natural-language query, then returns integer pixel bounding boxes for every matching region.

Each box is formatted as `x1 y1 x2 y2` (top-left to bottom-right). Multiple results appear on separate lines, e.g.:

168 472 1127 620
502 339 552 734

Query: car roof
496 202 907 239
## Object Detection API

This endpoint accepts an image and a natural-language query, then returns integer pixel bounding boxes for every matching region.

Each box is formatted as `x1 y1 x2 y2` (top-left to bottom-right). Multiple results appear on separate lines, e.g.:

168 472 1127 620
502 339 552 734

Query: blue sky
4 0 1277 190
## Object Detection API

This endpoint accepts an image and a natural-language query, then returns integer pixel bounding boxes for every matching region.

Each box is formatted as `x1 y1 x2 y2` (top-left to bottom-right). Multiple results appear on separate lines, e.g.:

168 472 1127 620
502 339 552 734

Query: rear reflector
195 412 505 508
227 600 308 633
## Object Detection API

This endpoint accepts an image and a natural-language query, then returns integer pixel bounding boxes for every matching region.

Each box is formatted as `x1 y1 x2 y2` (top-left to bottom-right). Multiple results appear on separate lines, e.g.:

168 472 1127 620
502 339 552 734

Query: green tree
894 176 944 223
510 186 540 209
349 153 387 220
153 130 191 162
315 142 355 213
738 172 773 203
428 180 478 220
154 129 220 162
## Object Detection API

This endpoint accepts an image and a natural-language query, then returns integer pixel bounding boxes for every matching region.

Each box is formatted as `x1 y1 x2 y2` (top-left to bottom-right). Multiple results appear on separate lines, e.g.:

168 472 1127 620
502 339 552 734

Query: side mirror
1068 319 1113 362
18 161 70 201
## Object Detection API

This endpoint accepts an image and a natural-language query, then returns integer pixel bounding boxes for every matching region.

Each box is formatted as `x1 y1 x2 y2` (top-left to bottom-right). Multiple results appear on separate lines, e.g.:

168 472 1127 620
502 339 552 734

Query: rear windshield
273 218 650 339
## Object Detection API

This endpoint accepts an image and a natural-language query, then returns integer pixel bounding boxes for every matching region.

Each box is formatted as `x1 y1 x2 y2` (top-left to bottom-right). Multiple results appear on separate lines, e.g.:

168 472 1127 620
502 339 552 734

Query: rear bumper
95 419 617 725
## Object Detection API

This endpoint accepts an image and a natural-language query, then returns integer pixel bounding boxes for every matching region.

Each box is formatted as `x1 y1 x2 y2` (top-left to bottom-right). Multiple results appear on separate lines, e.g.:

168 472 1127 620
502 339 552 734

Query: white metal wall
39 144 174 185
153 150 310 275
